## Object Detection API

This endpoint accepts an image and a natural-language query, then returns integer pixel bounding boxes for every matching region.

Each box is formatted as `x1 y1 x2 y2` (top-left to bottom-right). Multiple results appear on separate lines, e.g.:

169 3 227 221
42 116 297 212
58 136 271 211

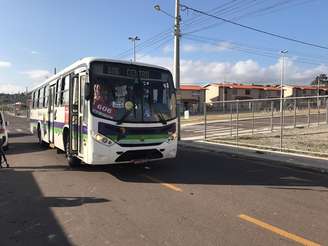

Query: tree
311 74 328 86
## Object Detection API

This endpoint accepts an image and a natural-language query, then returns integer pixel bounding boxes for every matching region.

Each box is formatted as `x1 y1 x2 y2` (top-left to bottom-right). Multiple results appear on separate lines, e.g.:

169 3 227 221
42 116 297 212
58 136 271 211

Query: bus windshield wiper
156 112 167 125
117 109 133 125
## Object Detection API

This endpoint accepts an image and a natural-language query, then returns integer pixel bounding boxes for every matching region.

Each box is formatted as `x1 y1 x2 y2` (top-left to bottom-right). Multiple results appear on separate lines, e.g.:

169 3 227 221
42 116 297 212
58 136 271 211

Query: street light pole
280 50 288 151
128 36 140 62
280 50 288 112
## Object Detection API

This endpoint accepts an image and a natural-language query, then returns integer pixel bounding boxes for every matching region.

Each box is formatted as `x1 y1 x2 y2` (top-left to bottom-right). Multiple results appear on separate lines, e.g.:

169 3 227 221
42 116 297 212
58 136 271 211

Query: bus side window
39 88 44 108
42 86 47 107
55 80 60 106
36 89 41 108
63 76 69 105
60 77 65 106
32 91 35 108
44 85 49 107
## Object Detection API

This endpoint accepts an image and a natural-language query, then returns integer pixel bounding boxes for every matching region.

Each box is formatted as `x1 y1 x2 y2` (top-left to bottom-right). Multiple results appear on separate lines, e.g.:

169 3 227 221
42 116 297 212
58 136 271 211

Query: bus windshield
90 62 176 123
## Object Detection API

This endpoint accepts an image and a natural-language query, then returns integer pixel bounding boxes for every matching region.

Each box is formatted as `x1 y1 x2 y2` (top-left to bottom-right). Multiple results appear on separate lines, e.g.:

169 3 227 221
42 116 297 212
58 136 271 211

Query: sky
0 0 328 93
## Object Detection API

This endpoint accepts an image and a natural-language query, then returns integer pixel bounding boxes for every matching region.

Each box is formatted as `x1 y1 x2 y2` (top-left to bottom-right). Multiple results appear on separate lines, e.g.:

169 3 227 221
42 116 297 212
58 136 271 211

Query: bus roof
30 57 171 92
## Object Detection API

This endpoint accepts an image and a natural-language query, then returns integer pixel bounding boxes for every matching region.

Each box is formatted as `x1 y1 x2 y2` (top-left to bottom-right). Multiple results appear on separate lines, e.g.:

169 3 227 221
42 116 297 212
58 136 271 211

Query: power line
182 0 300 36
138 36 174 60
114 0 248 60
183 0 260 33
180 4 328 50
115 30 172 59
184 35 328 66
252 0 317 17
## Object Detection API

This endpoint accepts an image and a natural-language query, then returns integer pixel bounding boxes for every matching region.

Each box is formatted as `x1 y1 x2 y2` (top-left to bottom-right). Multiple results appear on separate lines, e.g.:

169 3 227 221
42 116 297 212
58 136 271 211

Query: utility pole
128 36 140 62
154 0 181 140
174 0 181 140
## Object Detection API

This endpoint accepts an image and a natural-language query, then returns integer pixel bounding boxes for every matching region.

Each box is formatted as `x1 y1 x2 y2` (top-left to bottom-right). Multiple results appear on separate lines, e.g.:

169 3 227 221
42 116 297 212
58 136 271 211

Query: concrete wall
205 85 220 103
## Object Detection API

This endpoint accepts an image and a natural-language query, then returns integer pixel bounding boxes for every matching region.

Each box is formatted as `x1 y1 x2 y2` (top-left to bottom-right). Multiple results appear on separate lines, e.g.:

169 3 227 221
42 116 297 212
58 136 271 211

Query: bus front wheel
64 134 81 168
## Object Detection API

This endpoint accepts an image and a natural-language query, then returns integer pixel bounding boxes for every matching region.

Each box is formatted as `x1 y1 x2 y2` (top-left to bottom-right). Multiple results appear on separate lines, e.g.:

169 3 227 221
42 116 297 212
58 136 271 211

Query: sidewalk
179 140 328 174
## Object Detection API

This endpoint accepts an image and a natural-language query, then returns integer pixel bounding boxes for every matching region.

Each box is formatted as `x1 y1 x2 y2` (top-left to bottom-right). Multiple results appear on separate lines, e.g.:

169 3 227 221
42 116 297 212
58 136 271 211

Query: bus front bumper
87 140 177 165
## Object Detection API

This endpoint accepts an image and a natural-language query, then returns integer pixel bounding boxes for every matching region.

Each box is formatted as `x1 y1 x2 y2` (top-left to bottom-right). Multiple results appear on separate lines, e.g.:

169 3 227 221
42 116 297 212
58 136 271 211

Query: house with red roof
204 83 281 103
283 85 328 97
180 85 206 113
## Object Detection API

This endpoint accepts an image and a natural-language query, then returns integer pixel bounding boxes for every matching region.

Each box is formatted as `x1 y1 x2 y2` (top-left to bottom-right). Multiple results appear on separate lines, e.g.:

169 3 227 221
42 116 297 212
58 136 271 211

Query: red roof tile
207 83 280 91
180 85 206 91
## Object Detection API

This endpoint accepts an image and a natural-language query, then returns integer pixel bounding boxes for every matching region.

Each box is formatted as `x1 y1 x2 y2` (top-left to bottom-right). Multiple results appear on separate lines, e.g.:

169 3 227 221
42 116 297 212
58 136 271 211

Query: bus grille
115 149 163 162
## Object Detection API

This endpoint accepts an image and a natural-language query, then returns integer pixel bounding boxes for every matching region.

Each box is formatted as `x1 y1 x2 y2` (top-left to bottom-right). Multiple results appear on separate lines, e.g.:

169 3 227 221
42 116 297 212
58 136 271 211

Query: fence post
280 99 283 151
307 99 310 127
270 101 274 131
293 98 297 128
236 100 239 146
230 103 233 136
252 101 254 135
204 102 207 140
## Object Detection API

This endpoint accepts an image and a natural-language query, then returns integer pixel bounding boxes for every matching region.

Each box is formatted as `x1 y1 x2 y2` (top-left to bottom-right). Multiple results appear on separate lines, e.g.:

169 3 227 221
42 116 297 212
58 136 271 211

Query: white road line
182 136 204 140
193 127 236 133
16 128 23 132
199 128 272 137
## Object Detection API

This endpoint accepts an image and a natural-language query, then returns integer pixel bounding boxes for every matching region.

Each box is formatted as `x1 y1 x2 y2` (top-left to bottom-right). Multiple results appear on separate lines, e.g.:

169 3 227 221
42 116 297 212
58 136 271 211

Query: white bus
30 57 177 167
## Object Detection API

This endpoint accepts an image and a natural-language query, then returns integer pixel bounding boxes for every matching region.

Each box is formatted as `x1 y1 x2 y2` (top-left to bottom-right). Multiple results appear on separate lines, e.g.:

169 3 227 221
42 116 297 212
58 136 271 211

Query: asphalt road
1 113 328 246
182 113 327 140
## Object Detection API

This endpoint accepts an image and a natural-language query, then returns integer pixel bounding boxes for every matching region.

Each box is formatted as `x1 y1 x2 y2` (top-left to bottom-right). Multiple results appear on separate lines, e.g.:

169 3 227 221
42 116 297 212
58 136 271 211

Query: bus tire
64 133 81 167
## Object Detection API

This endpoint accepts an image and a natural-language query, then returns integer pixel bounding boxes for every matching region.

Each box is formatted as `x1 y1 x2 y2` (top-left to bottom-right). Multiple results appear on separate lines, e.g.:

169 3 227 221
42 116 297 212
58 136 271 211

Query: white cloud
31 50 40 55
0 83 24 94
22 69 52 81
182 42 233 53
0 61 12 68
139 55 328 85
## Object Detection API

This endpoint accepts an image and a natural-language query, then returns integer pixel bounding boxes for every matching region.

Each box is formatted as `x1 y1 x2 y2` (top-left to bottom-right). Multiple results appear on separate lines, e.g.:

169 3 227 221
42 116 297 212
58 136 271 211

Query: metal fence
202 95 328 157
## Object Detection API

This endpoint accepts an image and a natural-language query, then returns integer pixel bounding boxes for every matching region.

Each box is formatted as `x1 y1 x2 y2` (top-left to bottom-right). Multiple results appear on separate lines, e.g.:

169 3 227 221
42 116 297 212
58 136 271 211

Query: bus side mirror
85 82 91 101
5 121 9 127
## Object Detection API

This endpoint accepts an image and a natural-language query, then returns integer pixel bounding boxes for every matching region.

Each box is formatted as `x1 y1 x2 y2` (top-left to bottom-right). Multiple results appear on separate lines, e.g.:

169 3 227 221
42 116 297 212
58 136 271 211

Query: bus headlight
168 132 177 141
93 133 113 146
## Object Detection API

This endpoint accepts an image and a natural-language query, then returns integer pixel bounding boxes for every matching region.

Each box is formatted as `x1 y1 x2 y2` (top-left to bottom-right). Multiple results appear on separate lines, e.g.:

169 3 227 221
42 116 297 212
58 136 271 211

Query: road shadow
0 169 71 245
6 147 328 189
0 169 110 245
5 141 48 155
42 196 110 207
8 132 33 138
70 148 328 189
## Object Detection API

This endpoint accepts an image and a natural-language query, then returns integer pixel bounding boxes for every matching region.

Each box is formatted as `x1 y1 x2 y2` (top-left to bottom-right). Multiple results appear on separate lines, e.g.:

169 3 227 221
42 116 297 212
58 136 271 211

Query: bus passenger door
78 73 87 156
48 85 56 144
69 74 79 155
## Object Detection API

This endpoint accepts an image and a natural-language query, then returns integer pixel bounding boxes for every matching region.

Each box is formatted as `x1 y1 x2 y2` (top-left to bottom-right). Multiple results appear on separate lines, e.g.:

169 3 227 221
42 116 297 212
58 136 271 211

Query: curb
179 140 328 174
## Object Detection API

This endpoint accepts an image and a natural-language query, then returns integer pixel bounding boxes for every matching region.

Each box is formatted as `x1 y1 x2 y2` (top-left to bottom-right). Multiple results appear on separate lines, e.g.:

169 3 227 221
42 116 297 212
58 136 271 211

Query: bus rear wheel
64 134 81 168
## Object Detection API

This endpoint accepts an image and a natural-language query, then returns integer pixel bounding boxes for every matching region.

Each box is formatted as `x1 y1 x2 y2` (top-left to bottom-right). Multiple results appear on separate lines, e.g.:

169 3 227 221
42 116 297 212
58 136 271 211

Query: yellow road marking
238 214 321 246
143 175 182 192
